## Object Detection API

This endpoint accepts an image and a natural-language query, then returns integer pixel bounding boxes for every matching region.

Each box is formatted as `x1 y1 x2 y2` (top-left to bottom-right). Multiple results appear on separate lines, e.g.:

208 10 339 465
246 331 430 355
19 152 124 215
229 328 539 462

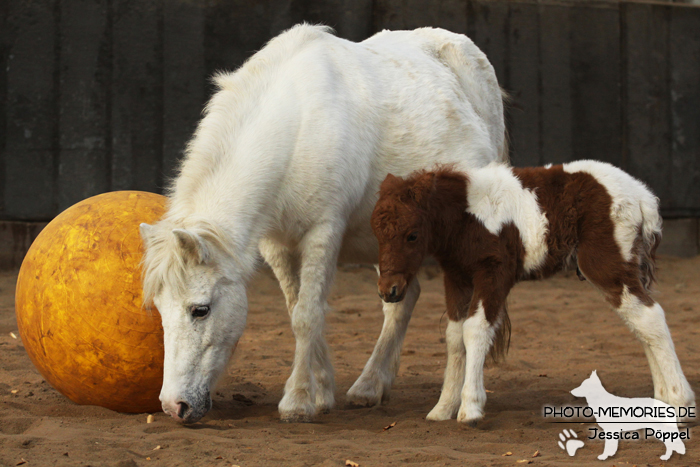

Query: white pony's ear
591 370 599 380
140 223 153 245
172 228 209 263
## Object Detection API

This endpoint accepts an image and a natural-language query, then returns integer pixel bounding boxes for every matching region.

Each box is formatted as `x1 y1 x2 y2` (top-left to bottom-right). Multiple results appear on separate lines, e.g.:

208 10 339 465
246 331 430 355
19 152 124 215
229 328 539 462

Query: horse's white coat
140 24 507 422
465 163 549 273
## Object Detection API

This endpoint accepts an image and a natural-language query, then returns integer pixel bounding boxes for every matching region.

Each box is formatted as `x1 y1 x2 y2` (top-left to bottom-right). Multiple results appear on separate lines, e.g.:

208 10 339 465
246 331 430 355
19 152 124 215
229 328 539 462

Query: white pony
139 24 507 423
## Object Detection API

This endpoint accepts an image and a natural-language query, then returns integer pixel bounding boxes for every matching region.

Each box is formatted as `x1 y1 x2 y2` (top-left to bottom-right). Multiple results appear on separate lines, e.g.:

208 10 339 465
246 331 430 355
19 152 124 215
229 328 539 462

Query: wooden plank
162 0 206 184
372 0 468 34
111 0 163 193
0 0 8 215
570 3 622 167
539 4 573 165
469 0 509 86
506 2 540 167
623 3 672 213
669 5 700 217
57 0 110 211
4 0 58 220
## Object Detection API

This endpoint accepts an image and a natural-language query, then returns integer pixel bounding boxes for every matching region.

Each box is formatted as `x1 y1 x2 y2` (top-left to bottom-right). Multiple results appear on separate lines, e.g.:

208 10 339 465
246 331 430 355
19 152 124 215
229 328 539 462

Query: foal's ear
409 172 436 207
380 173 402 192
172 229 209 263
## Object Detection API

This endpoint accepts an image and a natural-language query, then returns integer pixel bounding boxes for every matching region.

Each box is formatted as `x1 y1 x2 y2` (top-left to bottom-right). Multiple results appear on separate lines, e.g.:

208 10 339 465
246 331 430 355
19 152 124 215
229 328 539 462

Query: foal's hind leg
577 251 695 415
347 277 420 406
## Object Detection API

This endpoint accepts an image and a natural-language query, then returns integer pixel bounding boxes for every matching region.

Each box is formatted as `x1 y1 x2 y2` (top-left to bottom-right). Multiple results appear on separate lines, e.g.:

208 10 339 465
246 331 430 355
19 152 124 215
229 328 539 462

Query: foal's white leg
457 302 495 425
427 318 466 421
346 277 420 406
278 223 341 422
615 288 695 413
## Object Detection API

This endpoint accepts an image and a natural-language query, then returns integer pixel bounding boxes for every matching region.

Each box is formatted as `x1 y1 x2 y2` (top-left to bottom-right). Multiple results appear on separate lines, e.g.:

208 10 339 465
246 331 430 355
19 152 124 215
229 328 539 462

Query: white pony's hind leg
616 289 695 414
259 237 300 313
427 318 466 421
347 276 420 406
278 223 341 422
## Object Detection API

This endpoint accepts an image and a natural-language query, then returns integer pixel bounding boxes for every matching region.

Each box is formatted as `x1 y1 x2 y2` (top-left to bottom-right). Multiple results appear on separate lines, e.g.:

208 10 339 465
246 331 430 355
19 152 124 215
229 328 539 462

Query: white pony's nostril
176 401 190 419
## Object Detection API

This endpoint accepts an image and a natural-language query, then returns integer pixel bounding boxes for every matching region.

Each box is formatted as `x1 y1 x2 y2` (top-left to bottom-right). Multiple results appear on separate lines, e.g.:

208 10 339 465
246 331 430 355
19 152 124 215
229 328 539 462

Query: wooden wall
1 0 699 221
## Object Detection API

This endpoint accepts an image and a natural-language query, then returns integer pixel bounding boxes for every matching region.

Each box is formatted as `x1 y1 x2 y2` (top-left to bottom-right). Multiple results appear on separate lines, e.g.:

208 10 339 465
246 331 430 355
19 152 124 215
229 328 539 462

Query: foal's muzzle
378 274 408 303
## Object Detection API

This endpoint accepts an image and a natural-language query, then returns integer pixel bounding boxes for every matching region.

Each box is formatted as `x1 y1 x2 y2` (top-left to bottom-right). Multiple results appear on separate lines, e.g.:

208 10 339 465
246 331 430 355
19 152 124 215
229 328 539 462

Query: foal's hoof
457 406 484 426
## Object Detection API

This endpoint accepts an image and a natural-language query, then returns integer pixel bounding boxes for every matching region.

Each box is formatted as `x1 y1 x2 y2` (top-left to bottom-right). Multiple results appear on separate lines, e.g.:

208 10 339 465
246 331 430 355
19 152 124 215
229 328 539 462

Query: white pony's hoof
457 404 484 426
346 376 389 407
315 389 336 414
426 404 456 421
279 389 317 423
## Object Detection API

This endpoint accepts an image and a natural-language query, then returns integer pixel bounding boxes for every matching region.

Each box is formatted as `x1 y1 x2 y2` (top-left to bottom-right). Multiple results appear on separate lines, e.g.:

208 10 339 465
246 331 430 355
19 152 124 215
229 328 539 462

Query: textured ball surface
15 191 166 413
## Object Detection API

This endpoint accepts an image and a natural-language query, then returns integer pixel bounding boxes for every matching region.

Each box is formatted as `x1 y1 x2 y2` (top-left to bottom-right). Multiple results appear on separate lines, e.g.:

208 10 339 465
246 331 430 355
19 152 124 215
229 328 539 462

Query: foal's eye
407 231 418 242
191 305 210 319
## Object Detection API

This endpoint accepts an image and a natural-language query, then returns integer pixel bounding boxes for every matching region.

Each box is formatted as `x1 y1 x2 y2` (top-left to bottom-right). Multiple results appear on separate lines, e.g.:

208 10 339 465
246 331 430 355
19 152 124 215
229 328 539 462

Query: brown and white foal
371 161 695 425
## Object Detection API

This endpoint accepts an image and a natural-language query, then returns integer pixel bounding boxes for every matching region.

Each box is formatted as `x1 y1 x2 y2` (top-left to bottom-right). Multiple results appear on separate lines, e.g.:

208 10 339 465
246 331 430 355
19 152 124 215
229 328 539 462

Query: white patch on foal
466 163 549 273
458 302 496 424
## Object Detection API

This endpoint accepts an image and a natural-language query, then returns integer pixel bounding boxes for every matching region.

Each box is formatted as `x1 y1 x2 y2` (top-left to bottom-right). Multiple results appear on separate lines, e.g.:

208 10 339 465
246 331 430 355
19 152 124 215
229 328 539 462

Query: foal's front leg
458 295 503 425
427 318 466 420
278 223 342 422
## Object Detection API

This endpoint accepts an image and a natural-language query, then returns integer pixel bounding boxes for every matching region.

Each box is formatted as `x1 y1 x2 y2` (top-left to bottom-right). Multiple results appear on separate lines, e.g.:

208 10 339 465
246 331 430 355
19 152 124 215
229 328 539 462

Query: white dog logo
571 371 686 461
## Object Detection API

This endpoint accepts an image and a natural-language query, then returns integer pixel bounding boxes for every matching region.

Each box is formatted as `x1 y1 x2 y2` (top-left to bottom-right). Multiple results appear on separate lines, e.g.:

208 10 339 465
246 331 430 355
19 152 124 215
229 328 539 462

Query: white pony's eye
191 305 211 319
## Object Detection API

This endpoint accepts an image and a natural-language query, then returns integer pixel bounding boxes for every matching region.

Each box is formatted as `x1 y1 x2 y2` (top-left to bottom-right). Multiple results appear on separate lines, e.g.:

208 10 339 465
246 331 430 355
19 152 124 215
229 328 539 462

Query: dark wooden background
1 0 699 221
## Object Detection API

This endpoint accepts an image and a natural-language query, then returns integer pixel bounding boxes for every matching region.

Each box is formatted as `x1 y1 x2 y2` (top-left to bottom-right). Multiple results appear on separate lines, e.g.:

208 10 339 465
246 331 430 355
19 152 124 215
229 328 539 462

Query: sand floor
1 255 699 467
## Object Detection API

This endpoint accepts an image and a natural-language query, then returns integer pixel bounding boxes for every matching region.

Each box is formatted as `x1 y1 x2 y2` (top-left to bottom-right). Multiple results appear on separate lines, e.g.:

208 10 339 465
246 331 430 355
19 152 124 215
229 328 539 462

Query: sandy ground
1 255 699 467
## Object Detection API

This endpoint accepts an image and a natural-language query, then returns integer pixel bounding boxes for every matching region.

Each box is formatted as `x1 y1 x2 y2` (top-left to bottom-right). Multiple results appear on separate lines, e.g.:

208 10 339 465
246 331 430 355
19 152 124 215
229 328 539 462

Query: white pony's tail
499 88 511 164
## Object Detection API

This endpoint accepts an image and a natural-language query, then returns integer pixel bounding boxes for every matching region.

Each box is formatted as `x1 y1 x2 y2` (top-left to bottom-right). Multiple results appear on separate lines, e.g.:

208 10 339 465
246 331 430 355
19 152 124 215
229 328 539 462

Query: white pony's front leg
347 277 420 406
278 223 341 422
457 301 495 425
427 318 466 421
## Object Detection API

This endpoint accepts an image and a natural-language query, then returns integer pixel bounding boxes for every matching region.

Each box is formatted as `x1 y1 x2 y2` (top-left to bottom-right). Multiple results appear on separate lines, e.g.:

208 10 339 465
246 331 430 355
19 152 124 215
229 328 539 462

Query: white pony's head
140 220 248 423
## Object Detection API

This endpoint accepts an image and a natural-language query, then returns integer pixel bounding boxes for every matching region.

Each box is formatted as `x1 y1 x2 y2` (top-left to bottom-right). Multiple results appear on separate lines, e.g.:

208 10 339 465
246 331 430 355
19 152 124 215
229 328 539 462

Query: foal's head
371 172 437 302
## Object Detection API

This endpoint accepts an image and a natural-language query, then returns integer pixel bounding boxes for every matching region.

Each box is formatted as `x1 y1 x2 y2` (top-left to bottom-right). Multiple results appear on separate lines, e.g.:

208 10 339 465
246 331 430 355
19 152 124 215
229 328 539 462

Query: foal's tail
490 304 511 363
638 197 663 293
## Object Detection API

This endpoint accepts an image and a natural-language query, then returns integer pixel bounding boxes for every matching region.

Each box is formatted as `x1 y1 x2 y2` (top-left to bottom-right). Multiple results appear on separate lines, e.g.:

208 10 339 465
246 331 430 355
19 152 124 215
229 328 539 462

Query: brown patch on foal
513 165 656 308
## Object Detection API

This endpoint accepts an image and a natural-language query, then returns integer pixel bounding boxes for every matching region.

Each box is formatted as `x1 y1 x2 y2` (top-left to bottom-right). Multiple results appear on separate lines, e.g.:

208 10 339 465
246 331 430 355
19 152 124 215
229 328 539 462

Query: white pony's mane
166 23 334 218
142 24 333 303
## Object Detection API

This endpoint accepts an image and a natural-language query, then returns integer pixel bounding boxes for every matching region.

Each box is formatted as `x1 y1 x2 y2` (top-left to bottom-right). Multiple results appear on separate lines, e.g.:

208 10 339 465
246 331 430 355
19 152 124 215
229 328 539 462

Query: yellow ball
15 191 166 413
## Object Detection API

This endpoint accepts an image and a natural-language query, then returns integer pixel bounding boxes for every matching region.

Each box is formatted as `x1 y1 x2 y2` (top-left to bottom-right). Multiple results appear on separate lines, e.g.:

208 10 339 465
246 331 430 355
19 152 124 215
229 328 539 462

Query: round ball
15 191 166 413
